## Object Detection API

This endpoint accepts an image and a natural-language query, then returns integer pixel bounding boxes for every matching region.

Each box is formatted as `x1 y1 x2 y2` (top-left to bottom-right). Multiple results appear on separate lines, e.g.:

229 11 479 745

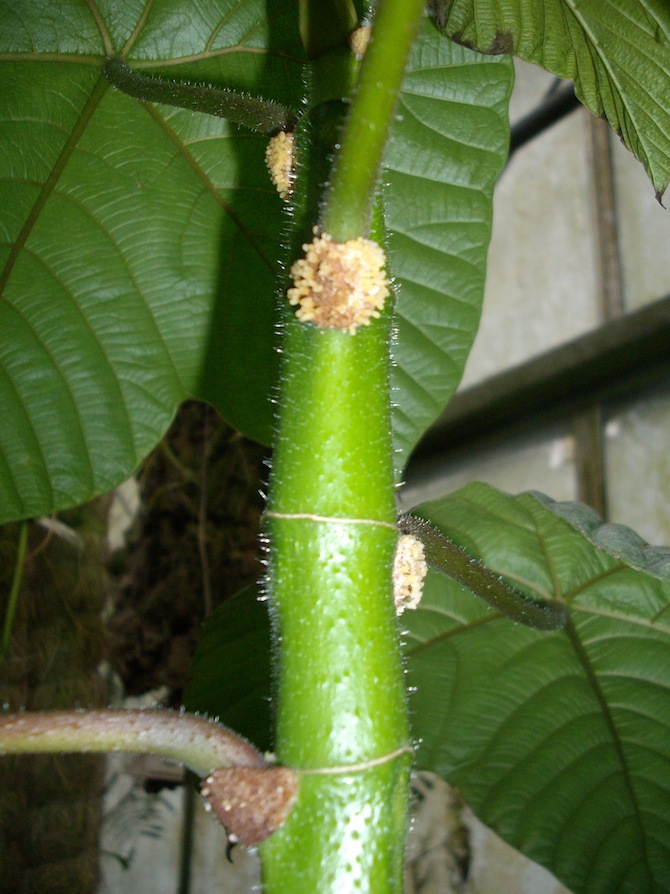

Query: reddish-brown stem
0 709 265 776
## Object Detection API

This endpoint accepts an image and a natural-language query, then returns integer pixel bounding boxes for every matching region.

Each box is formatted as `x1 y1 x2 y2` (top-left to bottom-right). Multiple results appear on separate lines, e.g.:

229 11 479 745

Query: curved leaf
405 482 670 894
0 9 512 520
0 0 304 522
435 0 670 199
385 22 513 474
182 482 670 890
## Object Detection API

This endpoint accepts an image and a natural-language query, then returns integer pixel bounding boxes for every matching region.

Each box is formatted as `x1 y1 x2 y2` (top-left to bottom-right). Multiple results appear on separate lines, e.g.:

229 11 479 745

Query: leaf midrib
564 615 653 885
141 102 277 274
84 0 115 56
0 70 109 296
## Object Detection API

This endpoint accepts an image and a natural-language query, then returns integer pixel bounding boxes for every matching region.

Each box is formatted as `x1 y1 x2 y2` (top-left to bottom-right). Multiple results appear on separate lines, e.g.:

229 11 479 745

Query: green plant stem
262 268 411 894
1 522 28 665
322 0 425 240
0 709 264 776
260 3 426 891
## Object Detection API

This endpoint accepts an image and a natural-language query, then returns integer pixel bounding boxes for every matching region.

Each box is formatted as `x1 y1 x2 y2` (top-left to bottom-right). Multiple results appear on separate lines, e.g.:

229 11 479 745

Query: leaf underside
385 21 512 475
437 0 670 200
0 0 304 522
405 482 670 894
0 4 511 521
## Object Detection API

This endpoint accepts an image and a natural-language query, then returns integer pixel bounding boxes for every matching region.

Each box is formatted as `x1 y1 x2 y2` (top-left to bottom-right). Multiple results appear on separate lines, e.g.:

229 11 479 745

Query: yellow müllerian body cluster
349 24 371 59
287 232 390 334
393 534 428 614
265 131 295 201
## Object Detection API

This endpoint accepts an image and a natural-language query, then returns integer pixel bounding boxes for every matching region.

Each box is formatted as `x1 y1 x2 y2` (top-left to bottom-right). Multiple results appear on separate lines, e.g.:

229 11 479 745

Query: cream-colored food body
287 232 390 334
265 131 295 201
393 534 428 614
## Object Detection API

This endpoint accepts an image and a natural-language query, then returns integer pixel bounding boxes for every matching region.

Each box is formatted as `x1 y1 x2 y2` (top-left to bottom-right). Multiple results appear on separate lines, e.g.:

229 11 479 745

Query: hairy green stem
0 709 264 776
260 2 426 891
262 265 411 894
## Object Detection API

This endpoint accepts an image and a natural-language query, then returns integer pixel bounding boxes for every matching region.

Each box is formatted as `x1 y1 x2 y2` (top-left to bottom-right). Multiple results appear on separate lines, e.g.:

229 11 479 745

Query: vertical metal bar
177 777 196 894
588 116 625 322
572 116 625 517
572 405 607 518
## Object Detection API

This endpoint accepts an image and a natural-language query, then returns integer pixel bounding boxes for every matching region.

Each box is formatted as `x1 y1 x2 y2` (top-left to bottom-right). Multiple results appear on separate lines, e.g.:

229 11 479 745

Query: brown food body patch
201 765 299 846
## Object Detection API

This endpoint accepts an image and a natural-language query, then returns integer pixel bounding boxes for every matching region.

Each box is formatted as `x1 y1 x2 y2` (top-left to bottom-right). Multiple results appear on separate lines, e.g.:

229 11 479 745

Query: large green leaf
0 7 511 521
435 0 670 200
405 482 670 894
0 0 304 522
183 482 670 890
385 23 512 474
